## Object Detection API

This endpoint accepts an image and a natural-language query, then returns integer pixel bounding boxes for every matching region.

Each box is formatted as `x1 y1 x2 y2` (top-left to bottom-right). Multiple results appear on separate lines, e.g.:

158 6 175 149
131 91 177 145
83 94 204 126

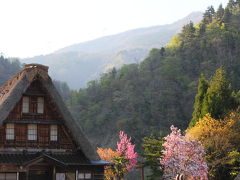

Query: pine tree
202 68 233 119
181 21 195 41
141 135 164 180
189 74 209 127
223 7 232 23
227 0 236 11
199 23 206 35
203 6 215 24
216 4 225 21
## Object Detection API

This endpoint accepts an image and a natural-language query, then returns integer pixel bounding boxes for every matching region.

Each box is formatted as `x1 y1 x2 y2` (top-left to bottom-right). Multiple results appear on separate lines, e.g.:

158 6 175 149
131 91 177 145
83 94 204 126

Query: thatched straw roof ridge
0 64 99 160
0 70 25 101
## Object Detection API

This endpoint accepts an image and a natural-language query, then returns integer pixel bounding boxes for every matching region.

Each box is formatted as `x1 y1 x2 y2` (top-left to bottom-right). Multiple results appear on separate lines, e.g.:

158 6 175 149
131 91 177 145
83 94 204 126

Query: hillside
0 56 71 102
65 2 240 151
0 57 22 86
22 12 202 89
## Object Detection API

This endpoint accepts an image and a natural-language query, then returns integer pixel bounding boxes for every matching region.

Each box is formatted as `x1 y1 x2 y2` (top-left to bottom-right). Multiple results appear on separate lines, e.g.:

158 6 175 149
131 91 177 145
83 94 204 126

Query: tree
181 21 196 42
227 0 237 11
68 2 240 171
223 7 232 23
97 148 121 180
203 6 215 24
97 131 138 180
117 131 138 171
227 151 240 177
187 112 240 179
216 4 225 21
160 126 208 179
141 135 164 179
202 68 234 119
190 74 209 127
112 156 129 180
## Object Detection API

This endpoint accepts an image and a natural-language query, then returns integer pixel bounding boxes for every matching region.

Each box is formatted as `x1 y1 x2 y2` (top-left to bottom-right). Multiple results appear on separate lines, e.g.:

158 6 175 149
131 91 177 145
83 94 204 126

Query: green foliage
112 156 129 179
67 0 240 159
227 151 240 177
190 74 209 127
202 68 235 119
203 6 215 24
188 111 240 179
141 136 164 180
216 4 225 21
166 35 181 49
0 56 22 86
191 68 238 127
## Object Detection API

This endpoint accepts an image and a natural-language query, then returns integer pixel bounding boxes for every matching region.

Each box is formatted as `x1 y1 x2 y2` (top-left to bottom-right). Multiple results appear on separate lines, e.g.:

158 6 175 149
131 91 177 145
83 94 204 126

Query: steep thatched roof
0 64 99 160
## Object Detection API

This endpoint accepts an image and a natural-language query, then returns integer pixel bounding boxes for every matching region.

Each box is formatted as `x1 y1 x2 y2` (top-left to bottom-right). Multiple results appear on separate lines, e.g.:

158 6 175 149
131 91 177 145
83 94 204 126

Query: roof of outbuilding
0 64 98 160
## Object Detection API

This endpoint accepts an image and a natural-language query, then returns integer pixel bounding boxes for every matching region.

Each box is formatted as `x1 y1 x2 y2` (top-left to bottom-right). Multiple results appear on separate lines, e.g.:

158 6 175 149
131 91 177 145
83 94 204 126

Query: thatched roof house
0 64 110 180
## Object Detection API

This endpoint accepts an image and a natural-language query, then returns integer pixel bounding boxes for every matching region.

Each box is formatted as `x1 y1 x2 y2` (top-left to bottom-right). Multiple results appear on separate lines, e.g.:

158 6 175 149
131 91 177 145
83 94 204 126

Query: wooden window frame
50 125 58 141
37 97 44 114
56 173 65 180
27 124 37 141
77 172 92 180
0 172 17 180
6 123 14 140
22 96 29 113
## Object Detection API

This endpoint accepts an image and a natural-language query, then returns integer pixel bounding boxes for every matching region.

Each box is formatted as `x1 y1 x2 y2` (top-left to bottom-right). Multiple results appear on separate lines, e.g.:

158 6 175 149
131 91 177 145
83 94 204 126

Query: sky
0 0 229 58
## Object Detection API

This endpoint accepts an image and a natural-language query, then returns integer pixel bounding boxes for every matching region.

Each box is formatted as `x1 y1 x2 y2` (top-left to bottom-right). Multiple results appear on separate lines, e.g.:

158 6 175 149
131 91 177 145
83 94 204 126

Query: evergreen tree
227 0 237 11
181 21 195 41
141 136 164 180
199 23 206 35
189 74 209 127
67 0 240 161
202 68 233 119
223 7 232 23
216 4 225 21
203 6 215 24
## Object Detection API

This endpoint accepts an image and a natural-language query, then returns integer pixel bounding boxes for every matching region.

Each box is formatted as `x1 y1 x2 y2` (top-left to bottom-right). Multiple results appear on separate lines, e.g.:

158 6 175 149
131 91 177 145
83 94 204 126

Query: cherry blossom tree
117 131 138 171
160 126 208 180
97 131 138 180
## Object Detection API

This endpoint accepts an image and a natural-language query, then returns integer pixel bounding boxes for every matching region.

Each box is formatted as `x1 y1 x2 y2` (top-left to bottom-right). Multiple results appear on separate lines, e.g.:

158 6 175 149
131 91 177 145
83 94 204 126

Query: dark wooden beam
4 119 62 125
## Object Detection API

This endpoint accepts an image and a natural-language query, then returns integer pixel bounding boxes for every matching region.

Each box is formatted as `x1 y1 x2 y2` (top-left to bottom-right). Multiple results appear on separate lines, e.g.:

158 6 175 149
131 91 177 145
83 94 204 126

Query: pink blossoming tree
160 126 208 180
117 131 138 171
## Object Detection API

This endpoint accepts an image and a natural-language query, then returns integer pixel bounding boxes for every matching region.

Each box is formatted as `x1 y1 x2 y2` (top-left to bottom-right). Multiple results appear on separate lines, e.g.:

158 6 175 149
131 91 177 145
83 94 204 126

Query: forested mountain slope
0 57 71 101
67 1 240 149
22 12 202 89
0 57 22 86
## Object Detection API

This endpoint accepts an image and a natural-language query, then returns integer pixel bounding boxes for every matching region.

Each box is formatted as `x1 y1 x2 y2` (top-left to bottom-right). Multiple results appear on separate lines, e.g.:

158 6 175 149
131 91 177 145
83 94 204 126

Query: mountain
0 57 22 86
65 1 240 153
22 12 202 89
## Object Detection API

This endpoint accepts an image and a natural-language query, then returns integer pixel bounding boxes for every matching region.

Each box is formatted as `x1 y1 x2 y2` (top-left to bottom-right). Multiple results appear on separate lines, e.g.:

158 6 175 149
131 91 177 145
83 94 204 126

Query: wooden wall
0 80 77 149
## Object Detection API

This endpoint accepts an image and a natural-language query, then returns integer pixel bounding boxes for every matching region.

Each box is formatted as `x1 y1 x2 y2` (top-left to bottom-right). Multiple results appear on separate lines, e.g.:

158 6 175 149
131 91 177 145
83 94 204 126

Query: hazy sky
0 0 229 58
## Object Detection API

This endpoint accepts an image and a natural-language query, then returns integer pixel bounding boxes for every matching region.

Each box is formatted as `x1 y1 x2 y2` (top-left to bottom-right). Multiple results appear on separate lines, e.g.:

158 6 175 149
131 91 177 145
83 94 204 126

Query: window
37 97 44 114
66 173 75 180
6 123 14 140
0 173 17 180
22 96 29 113
78 172 91 180
28 124 37 140
56 173 65 180
50 125 58 141
56 173 75 180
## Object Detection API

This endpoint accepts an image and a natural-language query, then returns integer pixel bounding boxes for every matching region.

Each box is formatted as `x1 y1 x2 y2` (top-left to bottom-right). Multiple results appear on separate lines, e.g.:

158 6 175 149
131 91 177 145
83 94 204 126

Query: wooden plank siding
0 80 77 150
